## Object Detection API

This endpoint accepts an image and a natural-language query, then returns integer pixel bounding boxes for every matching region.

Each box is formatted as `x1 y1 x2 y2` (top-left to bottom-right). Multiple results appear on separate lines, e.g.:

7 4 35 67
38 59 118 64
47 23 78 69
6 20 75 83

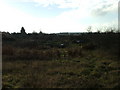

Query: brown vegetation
2 31 120 88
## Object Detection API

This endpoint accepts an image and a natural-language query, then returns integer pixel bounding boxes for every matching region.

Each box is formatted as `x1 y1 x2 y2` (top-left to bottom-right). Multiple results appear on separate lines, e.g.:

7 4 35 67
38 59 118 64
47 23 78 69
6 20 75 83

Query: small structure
59 43 65 48
60 43 64 46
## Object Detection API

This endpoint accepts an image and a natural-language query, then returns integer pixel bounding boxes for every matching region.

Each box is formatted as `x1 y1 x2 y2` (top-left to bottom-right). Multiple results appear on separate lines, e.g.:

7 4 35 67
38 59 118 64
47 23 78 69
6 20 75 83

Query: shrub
67 47 82 58
83 43 97 50
2 46 14 56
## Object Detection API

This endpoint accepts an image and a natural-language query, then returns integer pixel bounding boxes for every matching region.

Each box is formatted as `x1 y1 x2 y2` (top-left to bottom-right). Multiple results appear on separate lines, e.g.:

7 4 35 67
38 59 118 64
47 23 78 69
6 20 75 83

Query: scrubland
2 31 120 88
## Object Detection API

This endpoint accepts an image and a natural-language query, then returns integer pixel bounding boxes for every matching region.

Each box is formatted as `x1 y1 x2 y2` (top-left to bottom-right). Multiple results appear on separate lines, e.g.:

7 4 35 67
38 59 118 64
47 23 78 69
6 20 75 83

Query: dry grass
2 50 120 88
2 32 120 88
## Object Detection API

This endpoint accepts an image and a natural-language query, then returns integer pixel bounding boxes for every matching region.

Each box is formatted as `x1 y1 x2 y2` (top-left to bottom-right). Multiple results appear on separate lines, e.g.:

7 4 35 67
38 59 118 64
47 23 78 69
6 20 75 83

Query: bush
83 43 97 50
2 46 14 55
67 47 82 58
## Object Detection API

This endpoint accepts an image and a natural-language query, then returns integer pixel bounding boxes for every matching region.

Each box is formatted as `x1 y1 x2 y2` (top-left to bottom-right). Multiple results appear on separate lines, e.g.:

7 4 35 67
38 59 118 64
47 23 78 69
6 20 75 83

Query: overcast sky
0 0 118 33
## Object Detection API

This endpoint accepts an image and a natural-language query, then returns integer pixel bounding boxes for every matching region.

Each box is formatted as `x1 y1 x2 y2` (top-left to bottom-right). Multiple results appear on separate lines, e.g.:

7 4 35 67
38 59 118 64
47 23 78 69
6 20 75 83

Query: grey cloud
91 3 115 16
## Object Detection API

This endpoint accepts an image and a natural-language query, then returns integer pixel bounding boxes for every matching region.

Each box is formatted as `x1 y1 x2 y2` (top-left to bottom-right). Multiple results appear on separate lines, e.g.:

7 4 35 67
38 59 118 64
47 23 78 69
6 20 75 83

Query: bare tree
87 26 92 33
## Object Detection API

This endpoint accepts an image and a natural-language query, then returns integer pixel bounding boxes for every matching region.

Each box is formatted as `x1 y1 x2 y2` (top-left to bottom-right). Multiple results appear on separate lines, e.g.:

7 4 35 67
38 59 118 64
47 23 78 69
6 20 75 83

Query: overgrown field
2 32 120 88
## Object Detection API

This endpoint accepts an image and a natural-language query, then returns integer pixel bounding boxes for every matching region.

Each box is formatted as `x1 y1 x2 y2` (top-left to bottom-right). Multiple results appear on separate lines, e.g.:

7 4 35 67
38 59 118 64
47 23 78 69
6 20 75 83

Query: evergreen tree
20 27 26 34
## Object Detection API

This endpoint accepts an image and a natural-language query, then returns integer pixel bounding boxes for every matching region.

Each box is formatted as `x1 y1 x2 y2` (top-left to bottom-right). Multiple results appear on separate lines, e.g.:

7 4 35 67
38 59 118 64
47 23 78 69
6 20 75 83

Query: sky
0 0 118 33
